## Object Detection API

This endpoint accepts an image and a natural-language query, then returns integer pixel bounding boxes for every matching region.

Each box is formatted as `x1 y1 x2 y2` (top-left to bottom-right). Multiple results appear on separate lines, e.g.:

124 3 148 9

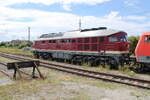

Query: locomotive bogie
33 49 129 69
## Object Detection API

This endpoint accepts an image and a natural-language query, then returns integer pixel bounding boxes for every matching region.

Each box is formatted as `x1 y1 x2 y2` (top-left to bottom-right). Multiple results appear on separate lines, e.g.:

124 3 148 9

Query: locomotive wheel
89 59 96 66
139 64 150 72
42 54 50 60
39 52 51 60
71 56 83 65
95 58 103 66
33 53 39 59
65 59 72 64
108 58 118 69
49 57 53 61
82 57 89 64
71 57 77 65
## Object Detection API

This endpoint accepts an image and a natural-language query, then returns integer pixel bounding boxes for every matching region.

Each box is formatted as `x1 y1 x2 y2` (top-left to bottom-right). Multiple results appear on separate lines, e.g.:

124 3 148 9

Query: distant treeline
0 41 32 49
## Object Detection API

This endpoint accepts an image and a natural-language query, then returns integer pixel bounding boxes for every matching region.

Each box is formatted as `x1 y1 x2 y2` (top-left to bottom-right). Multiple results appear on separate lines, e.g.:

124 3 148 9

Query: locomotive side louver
39 32 64 38
81 27 107 32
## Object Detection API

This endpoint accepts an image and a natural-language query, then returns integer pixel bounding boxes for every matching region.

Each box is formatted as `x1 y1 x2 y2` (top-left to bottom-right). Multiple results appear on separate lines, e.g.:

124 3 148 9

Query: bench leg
15 64 22 79
34 62 44 79
32 66 36 78
13 69 17 79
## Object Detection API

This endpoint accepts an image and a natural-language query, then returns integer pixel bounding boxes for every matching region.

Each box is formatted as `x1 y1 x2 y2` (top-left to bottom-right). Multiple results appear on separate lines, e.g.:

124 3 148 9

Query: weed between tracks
82 63 136 77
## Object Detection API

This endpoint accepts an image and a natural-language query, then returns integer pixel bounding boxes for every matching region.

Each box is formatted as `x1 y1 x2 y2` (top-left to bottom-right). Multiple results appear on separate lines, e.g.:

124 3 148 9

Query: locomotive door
66 40 71 50
99 37 105 53
56 40 61 50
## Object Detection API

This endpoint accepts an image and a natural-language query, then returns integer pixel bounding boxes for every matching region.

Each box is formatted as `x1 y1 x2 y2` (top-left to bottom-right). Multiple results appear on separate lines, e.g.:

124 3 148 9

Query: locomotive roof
37 28 122 41
142 32 150 36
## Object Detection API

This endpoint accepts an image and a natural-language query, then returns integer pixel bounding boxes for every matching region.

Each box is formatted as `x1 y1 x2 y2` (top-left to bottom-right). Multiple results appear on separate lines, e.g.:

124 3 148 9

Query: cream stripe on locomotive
34 49 129 54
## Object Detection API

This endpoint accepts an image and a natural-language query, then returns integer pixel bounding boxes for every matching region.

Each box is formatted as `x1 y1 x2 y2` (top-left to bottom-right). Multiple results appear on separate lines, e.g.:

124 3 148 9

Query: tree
128 36 139 55
18 41 29 49
0 42 6 47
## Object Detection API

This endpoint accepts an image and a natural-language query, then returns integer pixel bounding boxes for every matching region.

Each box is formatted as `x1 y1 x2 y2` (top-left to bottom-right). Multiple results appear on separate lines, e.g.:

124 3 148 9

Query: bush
18 41 29 49
128 36 139 55
6 44 13 48
0 41 31 49
0 42 6 47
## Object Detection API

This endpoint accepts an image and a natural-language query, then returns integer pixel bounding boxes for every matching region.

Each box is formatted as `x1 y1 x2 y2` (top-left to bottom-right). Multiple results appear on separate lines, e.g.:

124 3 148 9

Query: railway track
0 52 150 89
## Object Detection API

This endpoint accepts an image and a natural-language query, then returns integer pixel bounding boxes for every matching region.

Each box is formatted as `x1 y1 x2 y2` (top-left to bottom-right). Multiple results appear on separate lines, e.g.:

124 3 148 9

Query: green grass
0 67 150 100
0 67 121 100
119 65 136 77
0 47 32 56
81 63 137 77
0 57 17 62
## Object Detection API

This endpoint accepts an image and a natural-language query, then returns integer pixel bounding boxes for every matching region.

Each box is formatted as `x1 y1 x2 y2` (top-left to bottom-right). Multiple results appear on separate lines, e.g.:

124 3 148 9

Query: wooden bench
7 60 44 79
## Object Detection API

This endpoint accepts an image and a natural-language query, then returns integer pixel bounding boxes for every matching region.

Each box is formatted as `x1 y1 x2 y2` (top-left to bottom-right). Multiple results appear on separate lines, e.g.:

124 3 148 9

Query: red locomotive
32 27 129 69
135 32 150 70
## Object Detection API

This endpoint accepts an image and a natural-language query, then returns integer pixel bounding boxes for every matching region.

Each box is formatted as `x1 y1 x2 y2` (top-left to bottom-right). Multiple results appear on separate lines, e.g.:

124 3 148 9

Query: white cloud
0 0 149 41
124 0 140 8
104 11 147 21
125 16 146 21
0 8 149 41
0 0 111 11
0 0 111 5
104 11 122 20
61 0 111 5
62 4 72 11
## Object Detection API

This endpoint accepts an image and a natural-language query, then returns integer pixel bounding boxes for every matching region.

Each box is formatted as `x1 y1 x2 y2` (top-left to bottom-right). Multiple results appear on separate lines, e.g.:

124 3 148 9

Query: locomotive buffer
7 60 44 79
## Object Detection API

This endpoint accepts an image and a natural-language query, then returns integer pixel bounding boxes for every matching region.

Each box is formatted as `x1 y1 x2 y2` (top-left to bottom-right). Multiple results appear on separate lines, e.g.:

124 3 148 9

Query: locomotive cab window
41 41 45 44
52 40 56 43
109 36 118 42
60 40 65 43
49 40 51 43
49 40 56 43
145 36 150 43
99 37 104 42
120 33 127 42
66 40 71 43
71 40 76 43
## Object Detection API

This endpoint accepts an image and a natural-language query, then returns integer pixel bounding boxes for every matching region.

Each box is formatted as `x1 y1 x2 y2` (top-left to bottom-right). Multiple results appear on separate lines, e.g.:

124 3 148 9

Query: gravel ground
61 81 150 100
0 66 150 100
0 77 13 85
12 81 150 100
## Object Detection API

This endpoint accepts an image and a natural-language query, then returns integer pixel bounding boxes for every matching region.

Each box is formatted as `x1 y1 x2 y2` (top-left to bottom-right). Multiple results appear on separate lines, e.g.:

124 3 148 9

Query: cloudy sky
0 0 149 41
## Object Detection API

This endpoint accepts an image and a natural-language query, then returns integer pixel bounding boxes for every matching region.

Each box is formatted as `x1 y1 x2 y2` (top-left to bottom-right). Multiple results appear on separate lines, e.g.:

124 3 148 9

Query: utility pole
28 27 31 46
28 27 30 42
79 19 81 31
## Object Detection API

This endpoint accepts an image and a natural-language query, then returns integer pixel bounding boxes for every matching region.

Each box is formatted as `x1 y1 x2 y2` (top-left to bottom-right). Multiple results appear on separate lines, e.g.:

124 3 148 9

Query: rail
0 52 150 89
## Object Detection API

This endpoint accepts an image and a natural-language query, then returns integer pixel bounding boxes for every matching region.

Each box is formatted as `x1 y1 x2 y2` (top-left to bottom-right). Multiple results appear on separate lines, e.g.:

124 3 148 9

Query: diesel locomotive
135 32 150 70
32 27 130 69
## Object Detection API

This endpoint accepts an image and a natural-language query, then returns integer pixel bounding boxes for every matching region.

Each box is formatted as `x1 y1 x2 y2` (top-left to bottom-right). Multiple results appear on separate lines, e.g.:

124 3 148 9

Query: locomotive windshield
120 33 127 42
144 35 150 43
109 36 118 42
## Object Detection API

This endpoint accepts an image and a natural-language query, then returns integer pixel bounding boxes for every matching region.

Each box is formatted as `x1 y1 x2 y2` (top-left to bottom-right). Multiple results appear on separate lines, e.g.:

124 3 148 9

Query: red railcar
33 27 129 68
135 32 150 69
